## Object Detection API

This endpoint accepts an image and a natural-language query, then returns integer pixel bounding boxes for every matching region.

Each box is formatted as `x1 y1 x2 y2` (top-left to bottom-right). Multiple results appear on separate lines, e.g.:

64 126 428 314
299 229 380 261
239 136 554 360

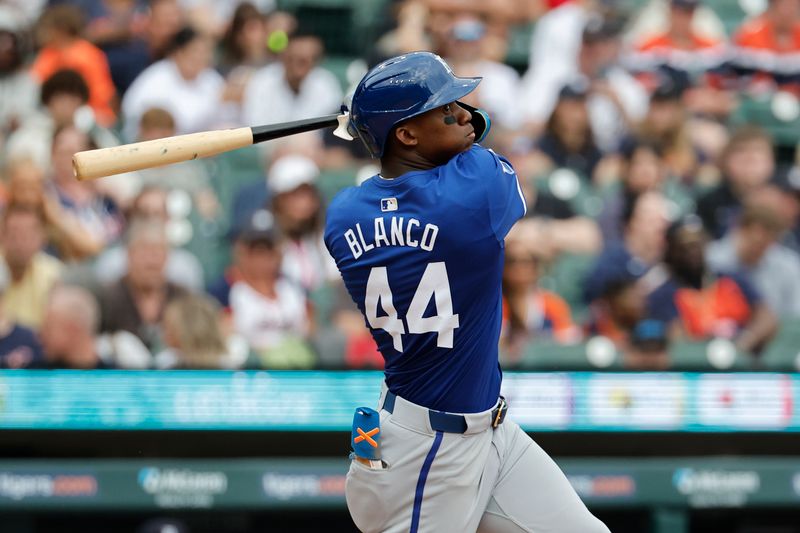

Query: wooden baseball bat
72 113 351 181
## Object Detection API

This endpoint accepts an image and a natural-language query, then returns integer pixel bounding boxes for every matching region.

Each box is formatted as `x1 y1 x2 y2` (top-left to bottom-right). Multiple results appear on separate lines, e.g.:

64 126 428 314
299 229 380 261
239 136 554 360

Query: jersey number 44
365 261 460 353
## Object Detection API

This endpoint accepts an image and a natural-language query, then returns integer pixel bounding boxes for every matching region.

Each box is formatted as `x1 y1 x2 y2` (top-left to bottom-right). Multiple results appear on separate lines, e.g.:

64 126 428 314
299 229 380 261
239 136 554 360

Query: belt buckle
492 397 508 429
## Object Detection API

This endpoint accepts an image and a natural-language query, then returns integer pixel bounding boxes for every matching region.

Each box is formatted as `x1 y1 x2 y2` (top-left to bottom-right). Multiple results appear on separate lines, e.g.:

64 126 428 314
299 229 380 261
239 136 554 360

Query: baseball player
324 52 610 533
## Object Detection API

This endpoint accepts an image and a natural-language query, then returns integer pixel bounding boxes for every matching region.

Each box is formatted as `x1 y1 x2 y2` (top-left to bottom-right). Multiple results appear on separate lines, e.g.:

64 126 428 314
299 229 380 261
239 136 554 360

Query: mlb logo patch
381 198 398 212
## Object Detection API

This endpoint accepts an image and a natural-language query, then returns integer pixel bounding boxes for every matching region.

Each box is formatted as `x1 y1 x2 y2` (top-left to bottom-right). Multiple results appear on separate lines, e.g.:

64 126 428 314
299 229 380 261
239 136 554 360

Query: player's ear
393 124 418 149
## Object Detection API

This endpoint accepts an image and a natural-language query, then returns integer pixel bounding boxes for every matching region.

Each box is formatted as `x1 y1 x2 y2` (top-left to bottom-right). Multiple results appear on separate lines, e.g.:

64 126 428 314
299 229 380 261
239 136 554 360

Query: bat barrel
72 127 255 181
72 114 346 181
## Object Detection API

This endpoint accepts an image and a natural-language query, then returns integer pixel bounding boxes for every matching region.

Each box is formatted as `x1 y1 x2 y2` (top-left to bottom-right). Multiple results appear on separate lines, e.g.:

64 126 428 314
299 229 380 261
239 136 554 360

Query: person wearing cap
121 26 225 141
528 80 604 180
227 208 315 369
267 154 339 292
647 216 778 354
441 15 522 132
624 318 670 370
635 72 714 184
522 14 649 153
586 191 671 345
732 0 800 92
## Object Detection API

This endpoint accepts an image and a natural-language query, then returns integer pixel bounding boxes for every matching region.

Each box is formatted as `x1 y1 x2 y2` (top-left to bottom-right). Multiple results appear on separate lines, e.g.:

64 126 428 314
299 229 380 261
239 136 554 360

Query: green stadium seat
730 94 800 148
209 147 265 223
321 56 357 92
318 167 357 204
539 253 595 318
668 340 752 371
761 318 800 371
505 23 535 71
518 340 624 371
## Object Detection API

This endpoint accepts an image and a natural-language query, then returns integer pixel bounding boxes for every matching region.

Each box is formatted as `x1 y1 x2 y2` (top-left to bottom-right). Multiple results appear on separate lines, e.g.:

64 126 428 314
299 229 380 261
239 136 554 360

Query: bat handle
251 114 341 143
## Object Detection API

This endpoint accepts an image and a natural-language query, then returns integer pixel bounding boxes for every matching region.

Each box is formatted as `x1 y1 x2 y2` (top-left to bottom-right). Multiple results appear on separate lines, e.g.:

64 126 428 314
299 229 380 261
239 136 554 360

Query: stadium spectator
92 186 205 291
636 74 715 185
5 157 114 263
0 204 63 330
242 33 342 127
0 260 44 369
597 139 692 244
732 0 800 92
623 318 670 370
514 191 602 260
696 126 776 239
522 14 649 152
525 81 604 182
5 69 119 172
84 0 151 95
268 154 339 292
521 0 588 134
321 283 383 370
218 2 271 76
441 16 522 131
707 203 800 317
133 107 218 218
218 3 279 127
40 284 114 369
98 220 188 351
501 227 581 361
585 271 648 348
584 191 669 346
0 10 38 143
768 170 800 252
182 0 276 38
227 209 315 368
121 26 225 141
647 216 778 354
155 293 245 369
144 0 186 62
30 4 117 126
49 125 123 259
626 0 729 85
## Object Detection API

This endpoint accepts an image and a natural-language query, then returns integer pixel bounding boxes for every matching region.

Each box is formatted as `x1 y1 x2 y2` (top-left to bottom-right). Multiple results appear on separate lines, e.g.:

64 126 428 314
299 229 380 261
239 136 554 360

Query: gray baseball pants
345 386 611 533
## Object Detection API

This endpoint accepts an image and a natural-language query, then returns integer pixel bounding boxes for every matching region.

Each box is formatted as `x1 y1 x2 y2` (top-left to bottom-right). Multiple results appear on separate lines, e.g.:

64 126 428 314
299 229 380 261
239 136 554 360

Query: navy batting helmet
347 52 483 158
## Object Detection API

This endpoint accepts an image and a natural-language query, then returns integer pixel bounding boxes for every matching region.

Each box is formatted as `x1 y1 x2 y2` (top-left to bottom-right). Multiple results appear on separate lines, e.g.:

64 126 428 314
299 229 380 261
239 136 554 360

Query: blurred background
1 0 800 531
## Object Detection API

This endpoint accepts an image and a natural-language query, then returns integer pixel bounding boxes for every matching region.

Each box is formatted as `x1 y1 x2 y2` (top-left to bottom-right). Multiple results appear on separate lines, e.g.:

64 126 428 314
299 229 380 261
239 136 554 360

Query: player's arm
481 147 527 241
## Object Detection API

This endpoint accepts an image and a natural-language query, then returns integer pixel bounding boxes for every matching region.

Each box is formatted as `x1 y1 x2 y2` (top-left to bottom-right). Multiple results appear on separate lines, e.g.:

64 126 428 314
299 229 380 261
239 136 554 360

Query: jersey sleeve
455 145 527 241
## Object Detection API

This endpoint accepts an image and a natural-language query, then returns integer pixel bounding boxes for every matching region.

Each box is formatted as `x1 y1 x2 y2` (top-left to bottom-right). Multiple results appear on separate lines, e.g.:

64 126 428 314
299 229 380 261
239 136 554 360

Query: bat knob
333 112 354 141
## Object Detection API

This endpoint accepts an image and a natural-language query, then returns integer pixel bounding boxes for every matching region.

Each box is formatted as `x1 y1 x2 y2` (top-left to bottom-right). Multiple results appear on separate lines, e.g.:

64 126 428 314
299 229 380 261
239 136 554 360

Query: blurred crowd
1 0 800 372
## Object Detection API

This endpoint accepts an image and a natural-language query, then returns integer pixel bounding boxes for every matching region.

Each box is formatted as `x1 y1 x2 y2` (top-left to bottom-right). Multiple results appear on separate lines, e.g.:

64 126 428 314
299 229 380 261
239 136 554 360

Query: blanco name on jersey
344 216 439 259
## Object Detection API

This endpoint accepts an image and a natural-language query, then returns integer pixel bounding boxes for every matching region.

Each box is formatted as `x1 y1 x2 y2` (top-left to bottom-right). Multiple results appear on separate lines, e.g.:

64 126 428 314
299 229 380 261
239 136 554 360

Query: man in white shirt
228 209 315 368
521 15 649 152
242 33 342 126
121 27 225 141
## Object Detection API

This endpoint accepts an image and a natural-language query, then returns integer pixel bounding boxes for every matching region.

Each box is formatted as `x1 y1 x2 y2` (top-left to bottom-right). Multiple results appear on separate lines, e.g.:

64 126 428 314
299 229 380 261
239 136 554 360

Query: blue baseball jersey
324 145 526 413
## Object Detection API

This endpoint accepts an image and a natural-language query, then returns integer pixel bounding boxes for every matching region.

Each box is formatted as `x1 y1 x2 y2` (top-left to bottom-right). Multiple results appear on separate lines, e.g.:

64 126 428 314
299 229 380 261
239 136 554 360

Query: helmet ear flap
352 121 382 158
456 101 491 143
